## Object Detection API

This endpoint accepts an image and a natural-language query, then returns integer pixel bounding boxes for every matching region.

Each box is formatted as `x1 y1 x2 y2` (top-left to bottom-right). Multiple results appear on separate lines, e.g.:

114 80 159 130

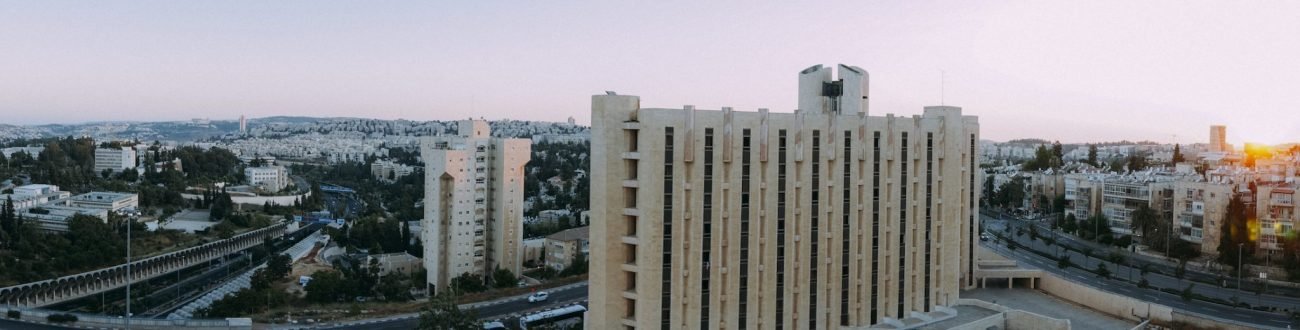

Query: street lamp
1238 243 1244 291
125 214 134 330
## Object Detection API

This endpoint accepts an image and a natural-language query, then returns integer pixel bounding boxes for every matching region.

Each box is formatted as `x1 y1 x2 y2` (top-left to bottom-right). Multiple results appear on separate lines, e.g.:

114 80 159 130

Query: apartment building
1064 173 1104 221
67 192 139 212
1171 181 1233 255
1258 184 1298 256
421 120 530 294
588 64 980 329
545 226 590 271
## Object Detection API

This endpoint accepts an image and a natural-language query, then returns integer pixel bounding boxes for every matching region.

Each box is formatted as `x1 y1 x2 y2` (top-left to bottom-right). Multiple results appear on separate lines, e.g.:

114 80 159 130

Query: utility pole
1238 243 1244 291
126 214 132 329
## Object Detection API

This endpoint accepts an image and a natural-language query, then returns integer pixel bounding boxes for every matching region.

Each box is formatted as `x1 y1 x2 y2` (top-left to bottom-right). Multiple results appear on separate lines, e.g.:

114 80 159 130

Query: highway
309 282 589 330
984 216 1298 329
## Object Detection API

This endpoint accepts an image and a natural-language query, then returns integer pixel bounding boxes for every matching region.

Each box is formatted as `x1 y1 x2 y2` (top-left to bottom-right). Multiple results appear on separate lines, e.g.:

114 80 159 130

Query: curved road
985 216 1297 329
308 282 589 330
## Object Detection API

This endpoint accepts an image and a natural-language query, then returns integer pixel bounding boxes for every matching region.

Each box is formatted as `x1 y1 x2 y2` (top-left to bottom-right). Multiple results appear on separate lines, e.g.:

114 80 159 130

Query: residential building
94 147 137 174
544 226 589 271
1100 177 1174 236
1064 173 1104 221
1171 181 1233 255
371 159 417 183
364 252 423 276
1209 125 1229 153
246 166 289 192
68 192 139 212
421 119 530 294
1258 184 1298 257
588 64 981 329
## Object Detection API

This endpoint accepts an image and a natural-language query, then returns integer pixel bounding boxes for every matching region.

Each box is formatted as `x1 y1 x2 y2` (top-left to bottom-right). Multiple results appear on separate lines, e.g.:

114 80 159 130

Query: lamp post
125 214 133 329
1238 243 1244 291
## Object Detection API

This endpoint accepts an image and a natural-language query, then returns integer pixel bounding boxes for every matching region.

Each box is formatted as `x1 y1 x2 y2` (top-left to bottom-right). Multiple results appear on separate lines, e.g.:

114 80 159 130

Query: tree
1218 194 1254 269
1126 154 1148 172
418 291 478 330
1086 144 1099 166
1181 283 1195 301
1095 263 1110 279
305 270 348 303
1058 255 1072 269
491 268 517 289
1172 144 1185 164
450 273 487 293
266 254 293 281
1129 204 1160 247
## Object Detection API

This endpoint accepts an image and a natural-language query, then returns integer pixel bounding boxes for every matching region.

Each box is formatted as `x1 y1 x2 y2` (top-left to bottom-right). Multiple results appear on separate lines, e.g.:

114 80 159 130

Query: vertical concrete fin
684 105 696 163
760 108 770 163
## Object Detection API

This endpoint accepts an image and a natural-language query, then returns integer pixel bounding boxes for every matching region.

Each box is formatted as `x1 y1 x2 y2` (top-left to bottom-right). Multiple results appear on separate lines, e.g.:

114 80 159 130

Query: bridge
0 223 287 308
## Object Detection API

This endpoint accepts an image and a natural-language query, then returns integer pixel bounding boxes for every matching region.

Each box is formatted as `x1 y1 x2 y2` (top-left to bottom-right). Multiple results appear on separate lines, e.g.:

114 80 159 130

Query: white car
527 291 549 303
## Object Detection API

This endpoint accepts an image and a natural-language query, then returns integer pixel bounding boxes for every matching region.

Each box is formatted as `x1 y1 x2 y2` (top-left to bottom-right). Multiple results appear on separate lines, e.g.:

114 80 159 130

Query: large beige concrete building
588 64 981 329
1209 125 1230 153
421 120 530 294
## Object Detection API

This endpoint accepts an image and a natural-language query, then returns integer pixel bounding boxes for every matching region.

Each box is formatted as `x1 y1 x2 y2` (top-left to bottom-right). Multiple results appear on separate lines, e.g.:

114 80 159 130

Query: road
308 282 589 330
984 216 1299 329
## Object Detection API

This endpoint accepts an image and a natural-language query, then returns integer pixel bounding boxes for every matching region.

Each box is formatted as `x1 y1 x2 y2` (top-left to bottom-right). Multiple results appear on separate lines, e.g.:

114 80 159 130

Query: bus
518 304 586 330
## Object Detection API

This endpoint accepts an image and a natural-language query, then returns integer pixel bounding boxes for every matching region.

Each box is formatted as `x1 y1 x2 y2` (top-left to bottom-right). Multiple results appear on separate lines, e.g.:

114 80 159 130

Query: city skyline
2 1 1298 144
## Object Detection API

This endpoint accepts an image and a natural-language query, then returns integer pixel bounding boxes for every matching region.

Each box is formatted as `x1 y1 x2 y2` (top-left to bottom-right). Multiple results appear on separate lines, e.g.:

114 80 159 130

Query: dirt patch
285 245 331 297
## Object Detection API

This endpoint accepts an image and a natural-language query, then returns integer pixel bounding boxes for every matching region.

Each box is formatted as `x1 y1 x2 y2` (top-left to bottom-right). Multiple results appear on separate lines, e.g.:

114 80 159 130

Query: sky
1 1 1298 145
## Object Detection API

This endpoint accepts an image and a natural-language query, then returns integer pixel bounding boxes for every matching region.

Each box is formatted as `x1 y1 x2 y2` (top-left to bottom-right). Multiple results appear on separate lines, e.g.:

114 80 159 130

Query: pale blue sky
1 1 1297 144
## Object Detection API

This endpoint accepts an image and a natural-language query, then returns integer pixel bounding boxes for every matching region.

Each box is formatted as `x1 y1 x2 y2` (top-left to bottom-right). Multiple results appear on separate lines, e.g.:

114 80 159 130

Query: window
776 129 788 330
898 132 908 317
924 133 933 310
810 130 820 330
841 131 852 325
871 131 881 322
701 128 714 329
739 129 752 329
661 127 674 330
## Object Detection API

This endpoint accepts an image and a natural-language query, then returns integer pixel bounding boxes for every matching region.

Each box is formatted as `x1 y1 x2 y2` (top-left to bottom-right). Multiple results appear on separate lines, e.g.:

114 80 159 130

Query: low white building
20 205 109 232
245 166 289 192
68 192 139 212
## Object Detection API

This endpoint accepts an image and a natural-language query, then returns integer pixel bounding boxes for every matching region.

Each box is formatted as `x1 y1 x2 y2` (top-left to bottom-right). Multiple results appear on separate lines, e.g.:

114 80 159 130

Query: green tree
1086 144 1098 166
1129 204 1160 247
1095 263 1110 279
1172 144 1185 164
418 291 478 330
1218 194 1254 269
491 267 517 289
1181 283 1195 301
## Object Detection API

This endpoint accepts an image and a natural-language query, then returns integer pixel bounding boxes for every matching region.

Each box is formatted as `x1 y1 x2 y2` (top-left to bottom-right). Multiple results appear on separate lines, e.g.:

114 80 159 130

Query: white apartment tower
421 120 530 293
94 147 137 174
1210 125 1229 152
588 65 981 329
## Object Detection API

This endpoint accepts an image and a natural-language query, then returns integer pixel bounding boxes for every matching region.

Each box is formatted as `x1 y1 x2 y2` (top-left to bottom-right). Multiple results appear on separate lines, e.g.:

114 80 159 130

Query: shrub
47 313 78 323
6 310 19 319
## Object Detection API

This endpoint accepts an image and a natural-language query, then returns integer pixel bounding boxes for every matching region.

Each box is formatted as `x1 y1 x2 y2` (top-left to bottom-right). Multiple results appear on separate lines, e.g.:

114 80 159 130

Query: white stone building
94 147 137 174
588 64 981 329
246 166 289 193
421 119 530 294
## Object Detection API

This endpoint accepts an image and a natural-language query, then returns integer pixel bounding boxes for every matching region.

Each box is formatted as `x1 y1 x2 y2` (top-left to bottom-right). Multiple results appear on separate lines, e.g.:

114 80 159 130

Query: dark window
810 130 820 330
662 127 674 330
925 132 933 310
842 131 852 326
739 129 751 329
969 134 976 287
898 132 908 317
701 128 714 330
776 130 788 330
871 131 881 323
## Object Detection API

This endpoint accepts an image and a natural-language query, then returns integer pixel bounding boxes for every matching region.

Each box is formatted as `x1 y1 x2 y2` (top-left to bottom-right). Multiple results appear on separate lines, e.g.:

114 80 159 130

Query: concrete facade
94 147 136 174
588 64 980 329
545 226 589 271
1209 125 1229 153
421 119 530 294
245 166 289 192
68 192 139 212
1257 184 1297 255
1172 181 1233 254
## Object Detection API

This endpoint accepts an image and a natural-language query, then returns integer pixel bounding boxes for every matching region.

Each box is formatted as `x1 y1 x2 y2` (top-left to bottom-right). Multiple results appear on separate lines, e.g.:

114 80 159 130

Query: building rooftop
546 226 589 242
